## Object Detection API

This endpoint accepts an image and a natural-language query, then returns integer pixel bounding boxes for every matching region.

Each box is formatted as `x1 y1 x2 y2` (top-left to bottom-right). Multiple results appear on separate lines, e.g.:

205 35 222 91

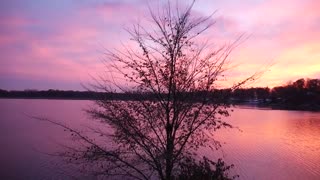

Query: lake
0 99 319 179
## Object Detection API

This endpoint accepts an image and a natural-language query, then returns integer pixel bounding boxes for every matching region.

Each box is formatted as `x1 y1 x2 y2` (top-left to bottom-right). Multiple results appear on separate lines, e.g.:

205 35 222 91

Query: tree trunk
165 124 174 180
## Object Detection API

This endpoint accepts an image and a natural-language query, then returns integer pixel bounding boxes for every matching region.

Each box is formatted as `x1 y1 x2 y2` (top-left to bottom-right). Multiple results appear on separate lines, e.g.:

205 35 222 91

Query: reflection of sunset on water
209 107 320 179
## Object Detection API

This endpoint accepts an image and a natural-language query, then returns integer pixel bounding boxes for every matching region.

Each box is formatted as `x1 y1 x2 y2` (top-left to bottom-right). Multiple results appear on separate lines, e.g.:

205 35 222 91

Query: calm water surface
0 99 319 179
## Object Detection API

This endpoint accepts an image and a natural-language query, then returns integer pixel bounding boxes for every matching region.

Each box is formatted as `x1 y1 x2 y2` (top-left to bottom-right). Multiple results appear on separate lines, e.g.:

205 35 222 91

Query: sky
0 0 319 90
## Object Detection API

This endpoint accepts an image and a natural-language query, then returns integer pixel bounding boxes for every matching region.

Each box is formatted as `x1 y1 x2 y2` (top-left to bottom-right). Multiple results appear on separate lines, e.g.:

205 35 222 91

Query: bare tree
41 1 256 180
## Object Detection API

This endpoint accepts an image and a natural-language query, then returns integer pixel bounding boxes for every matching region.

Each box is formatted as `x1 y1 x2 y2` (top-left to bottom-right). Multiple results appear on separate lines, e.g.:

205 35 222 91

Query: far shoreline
1 97 319 112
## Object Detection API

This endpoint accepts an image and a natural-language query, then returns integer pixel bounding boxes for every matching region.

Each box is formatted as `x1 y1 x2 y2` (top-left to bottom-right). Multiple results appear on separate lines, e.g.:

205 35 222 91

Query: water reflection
0 100 319 179
213 106 320 180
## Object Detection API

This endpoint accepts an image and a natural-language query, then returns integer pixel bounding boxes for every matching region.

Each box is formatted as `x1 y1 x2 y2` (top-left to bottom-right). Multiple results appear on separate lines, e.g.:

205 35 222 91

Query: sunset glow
1 0 319 90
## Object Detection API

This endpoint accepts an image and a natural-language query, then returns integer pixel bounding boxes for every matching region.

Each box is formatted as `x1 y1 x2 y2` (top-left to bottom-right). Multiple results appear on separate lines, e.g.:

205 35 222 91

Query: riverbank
232 100 320 112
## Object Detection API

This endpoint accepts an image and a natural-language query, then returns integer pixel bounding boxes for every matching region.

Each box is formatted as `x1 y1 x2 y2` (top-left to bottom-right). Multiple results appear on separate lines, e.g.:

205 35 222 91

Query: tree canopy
39 1 257 180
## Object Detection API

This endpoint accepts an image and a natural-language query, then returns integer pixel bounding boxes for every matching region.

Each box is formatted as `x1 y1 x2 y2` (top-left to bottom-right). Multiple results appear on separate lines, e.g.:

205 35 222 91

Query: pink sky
0 0 319 90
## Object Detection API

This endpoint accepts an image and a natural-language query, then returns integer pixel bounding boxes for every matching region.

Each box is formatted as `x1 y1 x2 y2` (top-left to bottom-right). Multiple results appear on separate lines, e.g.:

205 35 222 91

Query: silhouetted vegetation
230 78 320 111
0 89 143 100
231 87 270 103
269 78 320 110
2 78 319 111
175 157 238 180
0 89 232 103
32 1 256 179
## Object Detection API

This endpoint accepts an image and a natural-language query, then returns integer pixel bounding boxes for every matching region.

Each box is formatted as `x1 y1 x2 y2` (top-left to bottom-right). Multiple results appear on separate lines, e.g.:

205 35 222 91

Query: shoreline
1 97 319 112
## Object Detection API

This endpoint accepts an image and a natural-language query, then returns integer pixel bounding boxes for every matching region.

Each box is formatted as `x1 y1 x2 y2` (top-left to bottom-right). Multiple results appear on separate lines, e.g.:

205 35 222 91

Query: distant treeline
0 89 144 100
1 78 319 110
232 78 320 110
0 88 232 102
